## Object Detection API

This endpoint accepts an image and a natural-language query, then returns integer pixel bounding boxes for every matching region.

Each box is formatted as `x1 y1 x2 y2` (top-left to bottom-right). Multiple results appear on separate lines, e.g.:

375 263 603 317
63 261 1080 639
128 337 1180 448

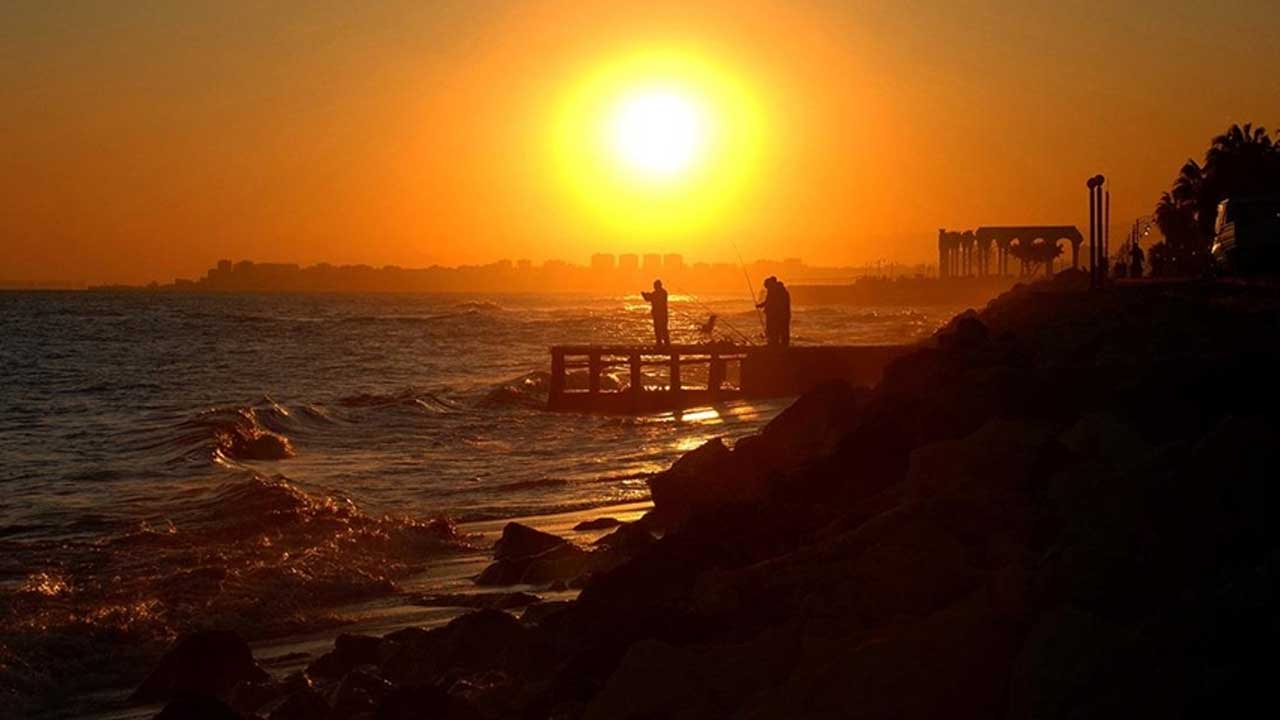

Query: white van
1211 196 1280 274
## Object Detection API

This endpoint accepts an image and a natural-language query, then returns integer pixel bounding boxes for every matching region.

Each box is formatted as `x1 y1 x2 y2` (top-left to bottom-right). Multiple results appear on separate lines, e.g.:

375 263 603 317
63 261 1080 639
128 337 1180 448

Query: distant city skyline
74 253 934 294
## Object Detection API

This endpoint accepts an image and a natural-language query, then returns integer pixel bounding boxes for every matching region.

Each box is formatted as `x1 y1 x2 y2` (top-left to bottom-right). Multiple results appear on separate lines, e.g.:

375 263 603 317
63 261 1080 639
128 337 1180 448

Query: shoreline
81 500 654 720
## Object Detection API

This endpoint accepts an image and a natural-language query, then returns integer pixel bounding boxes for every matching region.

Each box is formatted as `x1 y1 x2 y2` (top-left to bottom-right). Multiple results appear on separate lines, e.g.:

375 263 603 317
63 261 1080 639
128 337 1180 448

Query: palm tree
1204 123 1280 210
1152 123 1280 275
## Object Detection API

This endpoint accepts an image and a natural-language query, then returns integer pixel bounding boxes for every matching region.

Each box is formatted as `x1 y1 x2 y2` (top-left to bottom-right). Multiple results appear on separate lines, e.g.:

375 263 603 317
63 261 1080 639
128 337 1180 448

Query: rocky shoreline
132 274 1276 719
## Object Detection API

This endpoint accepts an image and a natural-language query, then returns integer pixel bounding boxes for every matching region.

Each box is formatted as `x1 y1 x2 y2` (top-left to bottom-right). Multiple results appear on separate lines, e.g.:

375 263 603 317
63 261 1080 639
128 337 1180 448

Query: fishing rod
667 283 754 346
730 239 767 340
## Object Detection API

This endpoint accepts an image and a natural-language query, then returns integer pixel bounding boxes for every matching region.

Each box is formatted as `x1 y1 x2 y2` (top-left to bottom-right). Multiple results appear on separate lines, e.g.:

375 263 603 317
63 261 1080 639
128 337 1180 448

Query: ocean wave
339 308 493 324
0 473 476 715
476 372 549 409
338 388 462 414
185 404 296 462
476 370 626 409
450 300 503 312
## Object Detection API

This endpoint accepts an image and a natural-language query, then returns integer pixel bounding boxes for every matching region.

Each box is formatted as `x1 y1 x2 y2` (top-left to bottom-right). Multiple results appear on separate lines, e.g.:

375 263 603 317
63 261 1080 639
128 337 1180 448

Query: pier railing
546 343 912 413
548 343 748 412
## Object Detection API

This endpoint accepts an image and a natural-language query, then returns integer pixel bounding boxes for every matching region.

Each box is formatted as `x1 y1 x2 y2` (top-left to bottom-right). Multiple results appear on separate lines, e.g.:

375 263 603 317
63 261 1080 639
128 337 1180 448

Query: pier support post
629 353 642 395
669 352 681 394
550 348 565 407
709 353 724 393
588 352 601 394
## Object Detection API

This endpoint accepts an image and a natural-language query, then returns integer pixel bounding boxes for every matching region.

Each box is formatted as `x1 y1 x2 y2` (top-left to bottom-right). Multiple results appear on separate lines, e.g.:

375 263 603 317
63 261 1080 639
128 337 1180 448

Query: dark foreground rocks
144 280 1277 719
133 630 269 703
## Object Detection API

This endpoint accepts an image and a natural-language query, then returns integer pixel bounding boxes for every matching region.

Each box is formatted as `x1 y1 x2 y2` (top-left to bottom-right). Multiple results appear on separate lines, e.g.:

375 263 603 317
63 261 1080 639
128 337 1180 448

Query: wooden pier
547 343 911 412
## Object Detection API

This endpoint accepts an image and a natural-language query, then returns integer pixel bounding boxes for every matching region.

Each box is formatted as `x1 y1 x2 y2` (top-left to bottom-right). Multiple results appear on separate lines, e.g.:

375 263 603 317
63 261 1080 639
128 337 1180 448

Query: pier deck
547 343 911 412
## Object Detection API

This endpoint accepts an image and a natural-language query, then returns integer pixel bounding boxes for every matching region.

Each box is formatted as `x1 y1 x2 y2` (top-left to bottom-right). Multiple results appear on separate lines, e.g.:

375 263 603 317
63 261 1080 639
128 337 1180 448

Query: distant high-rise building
591 253 616 271
663 253 684 271
517 259 533 271
618 254 639 272
642 253 662 273
216 259 232 273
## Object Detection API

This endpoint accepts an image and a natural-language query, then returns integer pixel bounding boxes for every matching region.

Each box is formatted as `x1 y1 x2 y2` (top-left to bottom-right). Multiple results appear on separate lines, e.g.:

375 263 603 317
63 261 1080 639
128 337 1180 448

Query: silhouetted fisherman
756 276 791 346
641 279 670 347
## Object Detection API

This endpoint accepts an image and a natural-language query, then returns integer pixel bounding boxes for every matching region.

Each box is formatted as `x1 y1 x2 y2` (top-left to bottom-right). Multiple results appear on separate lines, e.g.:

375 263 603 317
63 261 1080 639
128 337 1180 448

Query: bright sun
548 48 769 236
608 89 708 179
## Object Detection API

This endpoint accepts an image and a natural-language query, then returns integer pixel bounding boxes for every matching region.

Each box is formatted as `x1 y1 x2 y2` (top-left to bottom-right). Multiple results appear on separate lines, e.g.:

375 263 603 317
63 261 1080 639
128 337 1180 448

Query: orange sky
2 0 1277 286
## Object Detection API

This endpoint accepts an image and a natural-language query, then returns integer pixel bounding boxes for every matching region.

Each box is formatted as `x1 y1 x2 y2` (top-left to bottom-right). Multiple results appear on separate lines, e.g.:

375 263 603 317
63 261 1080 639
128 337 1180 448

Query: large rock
743 590 1022 719
906 418 1060 503
154 693 244 720
476 543 594 587
378 610 548 687
328 668 393 719
592 521 655 555
645 438 771 527
132 630 269 703
494 522 567 562
305 632 382 679
264 685 330 720
584 630 800 720
375 685 483 720
746 380 865 467
476 522 599 586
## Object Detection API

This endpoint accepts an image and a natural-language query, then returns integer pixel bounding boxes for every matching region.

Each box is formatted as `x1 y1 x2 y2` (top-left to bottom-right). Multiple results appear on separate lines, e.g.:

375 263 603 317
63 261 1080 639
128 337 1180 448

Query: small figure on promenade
1129 242 1145 278
641 279 670 347
756 276 792 346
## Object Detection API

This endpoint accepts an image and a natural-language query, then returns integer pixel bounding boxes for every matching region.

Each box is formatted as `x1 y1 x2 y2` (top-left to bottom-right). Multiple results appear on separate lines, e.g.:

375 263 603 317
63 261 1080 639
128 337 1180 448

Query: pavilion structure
937 226 1085 278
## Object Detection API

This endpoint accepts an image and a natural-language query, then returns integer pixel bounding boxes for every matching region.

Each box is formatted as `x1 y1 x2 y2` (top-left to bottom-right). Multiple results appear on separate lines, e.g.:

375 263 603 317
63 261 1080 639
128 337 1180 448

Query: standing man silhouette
756 276 792 346
641 279 670 347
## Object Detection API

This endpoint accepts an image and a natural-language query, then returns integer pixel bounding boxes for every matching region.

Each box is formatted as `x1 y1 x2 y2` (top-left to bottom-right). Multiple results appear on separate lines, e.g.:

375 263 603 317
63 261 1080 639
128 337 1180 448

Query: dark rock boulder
592 521 656 555
378 610 549 687
746 380 866 467
745 590 1022 719
263 684 330 720
226 679 288 717
132 630 269 703
305 632 382 680
583 630 800 720
573 517 621 531
329 667 393 719
905 418 1060 503
494 522 567 562
476 522 601 586
228 672 313 717
476 542 594 586
375 685 483 720
153 693 244 720
935 311 990 351
520 600 575 627
644 438 773 528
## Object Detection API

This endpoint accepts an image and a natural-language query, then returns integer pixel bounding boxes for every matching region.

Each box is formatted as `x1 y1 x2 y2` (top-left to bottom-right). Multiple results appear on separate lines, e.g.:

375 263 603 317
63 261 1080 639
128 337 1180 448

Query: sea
0 291 958 717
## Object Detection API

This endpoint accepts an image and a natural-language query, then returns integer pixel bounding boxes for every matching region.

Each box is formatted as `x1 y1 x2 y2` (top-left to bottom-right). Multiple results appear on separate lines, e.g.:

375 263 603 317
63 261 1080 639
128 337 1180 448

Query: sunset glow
1 0 1277 287
549 48 768 238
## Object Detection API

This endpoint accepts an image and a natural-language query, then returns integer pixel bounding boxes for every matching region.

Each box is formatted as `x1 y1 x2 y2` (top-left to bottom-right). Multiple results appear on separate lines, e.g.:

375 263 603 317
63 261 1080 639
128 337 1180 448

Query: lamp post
1086 174 1105 288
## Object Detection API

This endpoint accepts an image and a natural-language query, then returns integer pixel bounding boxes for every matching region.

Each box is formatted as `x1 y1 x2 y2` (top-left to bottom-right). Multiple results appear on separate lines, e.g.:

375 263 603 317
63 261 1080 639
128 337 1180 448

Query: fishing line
667 283 754 346
730 239 767 339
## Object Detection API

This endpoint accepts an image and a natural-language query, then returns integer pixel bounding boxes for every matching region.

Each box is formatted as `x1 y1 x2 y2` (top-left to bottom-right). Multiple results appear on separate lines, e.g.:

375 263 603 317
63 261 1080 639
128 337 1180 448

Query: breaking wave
476 370 627 409
163 400 299 464
338 388 462 414
0 473 475 715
